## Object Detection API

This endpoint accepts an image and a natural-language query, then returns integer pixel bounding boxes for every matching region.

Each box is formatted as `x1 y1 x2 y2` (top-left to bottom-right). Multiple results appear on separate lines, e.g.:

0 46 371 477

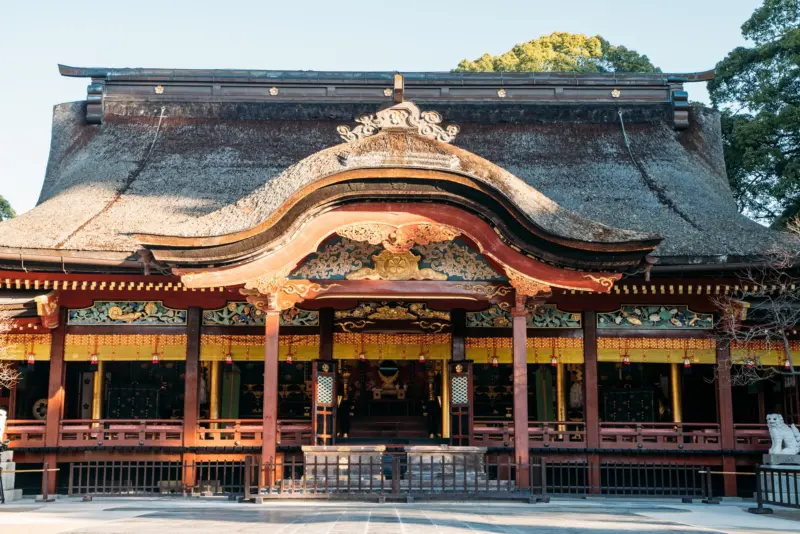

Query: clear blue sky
0 0 761 215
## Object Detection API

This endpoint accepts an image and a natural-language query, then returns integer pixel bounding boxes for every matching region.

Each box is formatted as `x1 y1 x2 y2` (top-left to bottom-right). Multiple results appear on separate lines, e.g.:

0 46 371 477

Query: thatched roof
0 72 792 267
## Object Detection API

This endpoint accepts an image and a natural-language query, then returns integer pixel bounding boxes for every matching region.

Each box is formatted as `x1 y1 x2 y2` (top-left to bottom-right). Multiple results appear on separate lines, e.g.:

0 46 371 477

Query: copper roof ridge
58 64 715 84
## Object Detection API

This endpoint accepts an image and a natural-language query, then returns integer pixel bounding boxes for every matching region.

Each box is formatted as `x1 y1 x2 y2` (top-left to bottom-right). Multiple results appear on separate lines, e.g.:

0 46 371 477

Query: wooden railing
733 424 770 451
4 419 46 448
197 419 263 447
471 421 586 449
278 419 313 446
58 420 184 447
599 422 721 450
196 419 313 447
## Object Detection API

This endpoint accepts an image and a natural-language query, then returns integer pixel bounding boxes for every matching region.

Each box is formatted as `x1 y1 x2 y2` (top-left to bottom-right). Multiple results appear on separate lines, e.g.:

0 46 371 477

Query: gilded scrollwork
335 302 451 328
337 223 460 254
411 320 449 333
336 101 460 143
338 320 375 333
505 267 552 297
453 283 513 298
413 241 503 280
583 274 617 290
346 250 447 281
290 239 377 279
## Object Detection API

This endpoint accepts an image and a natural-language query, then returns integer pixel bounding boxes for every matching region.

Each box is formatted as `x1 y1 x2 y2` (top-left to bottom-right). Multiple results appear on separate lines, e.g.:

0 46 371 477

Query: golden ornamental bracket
241 271 340 311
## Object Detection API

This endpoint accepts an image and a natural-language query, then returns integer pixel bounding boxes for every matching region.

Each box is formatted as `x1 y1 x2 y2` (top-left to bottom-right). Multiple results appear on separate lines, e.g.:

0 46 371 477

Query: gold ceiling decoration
337 223 460 253
346 249 448 281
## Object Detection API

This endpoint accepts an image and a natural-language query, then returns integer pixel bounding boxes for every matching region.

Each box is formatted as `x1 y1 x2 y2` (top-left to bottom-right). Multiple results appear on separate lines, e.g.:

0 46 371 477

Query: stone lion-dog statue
767 413 800 455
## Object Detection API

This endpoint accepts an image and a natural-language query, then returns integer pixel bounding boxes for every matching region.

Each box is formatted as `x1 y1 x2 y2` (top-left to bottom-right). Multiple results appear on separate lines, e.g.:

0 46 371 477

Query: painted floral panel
597 305 713 329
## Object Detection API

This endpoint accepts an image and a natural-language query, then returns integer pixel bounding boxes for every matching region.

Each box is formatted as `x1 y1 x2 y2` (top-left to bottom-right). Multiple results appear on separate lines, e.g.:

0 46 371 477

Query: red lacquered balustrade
58 420 184 447
4 420 47 448
472 420 586 449
733 424 771 451
599 422 721 450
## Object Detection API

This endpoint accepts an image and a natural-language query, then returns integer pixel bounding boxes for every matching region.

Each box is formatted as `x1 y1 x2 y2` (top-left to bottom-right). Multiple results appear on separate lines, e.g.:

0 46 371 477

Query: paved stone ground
0 499 799 534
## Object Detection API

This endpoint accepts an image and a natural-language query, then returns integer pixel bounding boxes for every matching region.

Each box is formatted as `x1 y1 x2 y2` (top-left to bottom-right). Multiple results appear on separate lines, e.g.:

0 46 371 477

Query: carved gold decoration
243 268 340 311
383 88 392 97
154 85 164 95
583 274 616 290
337 223 460 253
455 364 464 373
244 270 290 296
611 89 621 98
339 320 375 333
412 320 448 333
368 305 416 321
108 306 144 323
35 291 60 329
346 250 447 281
413 241 503 280
505 267 552 297
497 88 507 98
282 281 340 298
408 303 450 321
453 283 513 298
336 101 460 143
269 87 279 96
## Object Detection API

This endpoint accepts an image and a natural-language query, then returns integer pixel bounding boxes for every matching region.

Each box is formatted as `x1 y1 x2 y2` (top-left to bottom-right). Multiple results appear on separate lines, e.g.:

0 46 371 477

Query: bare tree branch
0 311 22 390
710 223 800 385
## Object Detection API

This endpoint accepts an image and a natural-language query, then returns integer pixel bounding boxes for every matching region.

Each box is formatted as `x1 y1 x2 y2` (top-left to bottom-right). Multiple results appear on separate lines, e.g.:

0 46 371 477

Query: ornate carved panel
334 301 450 332
597 305 713 329
68 301 187 326
289 237 504 281
466 304 581 328
203 301 319 327
336 101 460 143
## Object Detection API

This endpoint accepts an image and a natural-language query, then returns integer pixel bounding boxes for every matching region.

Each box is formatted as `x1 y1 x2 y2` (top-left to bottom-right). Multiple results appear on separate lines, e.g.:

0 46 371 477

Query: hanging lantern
785 358 792 371
491 355 499 367
358 351 366 362
286 353 294 365
27 353 35 370
622 353 630 366
684 356 692 369
152 353 160 367
90 354 99 372
418 352 426 364
225 353 233 367
746 359 755 369
550 354 558 367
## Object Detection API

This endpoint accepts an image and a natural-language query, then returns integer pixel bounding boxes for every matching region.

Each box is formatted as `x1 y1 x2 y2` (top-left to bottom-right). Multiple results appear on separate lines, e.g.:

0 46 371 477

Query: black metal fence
67 461 245 496
749 465 800 514
242 456 705 501
599 462 704 497
65 456 707 500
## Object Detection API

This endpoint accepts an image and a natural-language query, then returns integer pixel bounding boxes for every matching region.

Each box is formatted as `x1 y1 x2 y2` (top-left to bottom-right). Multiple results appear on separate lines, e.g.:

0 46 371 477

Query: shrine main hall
0 65 796 498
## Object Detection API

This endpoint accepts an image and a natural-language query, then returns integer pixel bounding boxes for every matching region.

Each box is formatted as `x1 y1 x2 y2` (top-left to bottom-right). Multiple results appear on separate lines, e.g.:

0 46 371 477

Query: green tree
0 195 14 221
455 32 660 73
708 0 800 226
